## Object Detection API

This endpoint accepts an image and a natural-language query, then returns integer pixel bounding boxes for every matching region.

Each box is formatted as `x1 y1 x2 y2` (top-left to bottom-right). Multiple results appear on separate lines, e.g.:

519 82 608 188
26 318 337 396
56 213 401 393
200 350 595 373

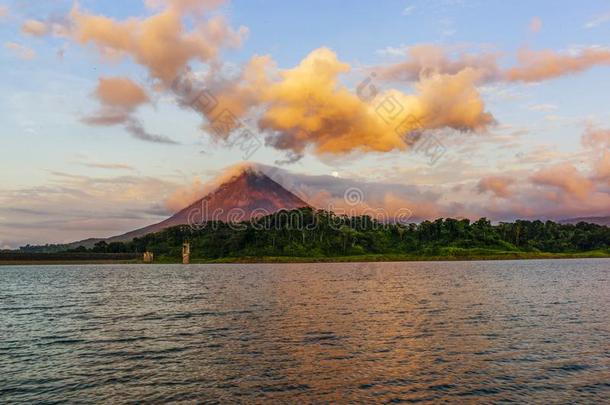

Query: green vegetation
63 208 610 262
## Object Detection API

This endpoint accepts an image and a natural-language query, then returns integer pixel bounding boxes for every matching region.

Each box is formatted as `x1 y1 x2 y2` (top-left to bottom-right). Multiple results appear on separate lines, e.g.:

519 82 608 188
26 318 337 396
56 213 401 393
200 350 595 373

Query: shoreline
1 251 609 265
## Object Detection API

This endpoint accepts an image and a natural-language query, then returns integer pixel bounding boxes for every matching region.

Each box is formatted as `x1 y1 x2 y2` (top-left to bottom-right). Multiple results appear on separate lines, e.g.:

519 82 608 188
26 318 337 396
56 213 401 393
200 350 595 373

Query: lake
1 259 609 403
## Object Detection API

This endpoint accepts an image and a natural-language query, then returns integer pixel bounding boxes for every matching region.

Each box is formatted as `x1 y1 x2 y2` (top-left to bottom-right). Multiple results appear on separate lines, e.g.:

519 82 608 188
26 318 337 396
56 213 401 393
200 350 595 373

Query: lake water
1 259 609 403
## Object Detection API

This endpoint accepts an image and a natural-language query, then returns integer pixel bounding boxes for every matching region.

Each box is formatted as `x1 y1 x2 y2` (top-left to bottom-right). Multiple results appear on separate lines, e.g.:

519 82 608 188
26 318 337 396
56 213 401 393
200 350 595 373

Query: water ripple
1 259 609 403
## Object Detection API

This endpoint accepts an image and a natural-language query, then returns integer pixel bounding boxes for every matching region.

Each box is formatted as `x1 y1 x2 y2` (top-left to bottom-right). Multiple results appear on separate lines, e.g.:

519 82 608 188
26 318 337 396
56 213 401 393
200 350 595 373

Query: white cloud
528 103 558 112
402 5 416 16
585 12 610 29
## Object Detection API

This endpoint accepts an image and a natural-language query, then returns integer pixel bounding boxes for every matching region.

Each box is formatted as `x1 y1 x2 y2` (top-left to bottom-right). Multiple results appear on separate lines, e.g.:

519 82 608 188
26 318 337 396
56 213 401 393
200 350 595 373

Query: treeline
19 243 73 253
69 208 610 259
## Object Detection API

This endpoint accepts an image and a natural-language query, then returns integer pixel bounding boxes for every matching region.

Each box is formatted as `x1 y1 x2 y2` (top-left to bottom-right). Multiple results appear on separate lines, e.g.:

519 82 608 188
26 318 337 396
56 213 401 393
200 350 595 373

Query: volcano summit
105 166 310 243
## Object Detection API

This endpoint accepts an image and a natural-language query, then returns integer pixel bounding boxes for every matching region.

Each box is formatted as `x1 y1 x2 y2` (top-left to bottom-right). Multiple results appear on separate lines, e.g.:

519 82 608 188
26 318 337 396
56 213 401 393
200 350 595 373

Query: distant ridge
559 216 610 227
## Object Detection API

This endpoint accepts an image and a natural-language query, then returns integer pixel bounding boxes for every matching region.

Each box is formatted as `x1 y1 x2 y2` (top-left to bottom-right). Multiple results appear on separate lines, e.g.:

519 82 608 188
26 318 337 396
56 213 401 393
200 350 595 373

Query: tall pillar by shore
182 242 190 264
143 251 154 263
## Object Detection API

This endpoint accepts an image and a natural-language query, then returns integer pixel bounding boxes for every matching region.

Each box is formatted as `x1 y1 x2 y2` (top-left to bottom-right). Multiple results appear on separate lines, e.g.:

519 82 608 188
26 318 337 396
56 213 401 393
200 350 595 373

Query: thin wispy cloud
124 119 179 145
585 12 610 28
4 41 35 59
402 5 416 16
79 162 136 171
528 104 558 112
529 17 542 33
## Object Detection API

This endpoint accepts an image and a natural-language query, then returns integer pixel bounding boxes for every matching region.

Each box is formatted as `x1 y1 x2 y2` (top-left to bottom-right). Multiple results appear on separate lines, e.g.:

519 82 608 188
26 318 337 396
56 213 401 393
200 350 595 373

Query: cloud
530 163 593 200
40 1 247 144
179 55 275 139
528 103 557 112
529 17 542 33
582 126 610 186
82 109 131 126
582 125 610 148
124 119 178 144
40 2 610 161
380 44 610 87
505 47 610 82
83 76 177 144
165 177 207 212
96 76 150 108
0 5 7 19
145 0 227 13
54 11 495 156
0 172 179 247
477 176 514 198
171 47 494 157
593 150 610 184
22 19 49 36
4 41 36 60
165 162 269 212
80 162 135 171
257 48 494 156
66 2 247 84
377 44 500 82
585 12 610 29
164 162 444 221
256 164 444 221
402 5 416 16
82 77 141 122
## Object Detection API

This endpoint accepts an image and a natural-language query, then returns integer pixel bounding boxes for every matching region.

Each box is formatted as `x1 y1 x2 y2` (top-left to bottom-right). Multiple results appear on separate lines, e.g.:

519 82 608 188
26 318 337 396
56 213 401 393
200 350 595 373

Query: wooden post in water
182 242 190 264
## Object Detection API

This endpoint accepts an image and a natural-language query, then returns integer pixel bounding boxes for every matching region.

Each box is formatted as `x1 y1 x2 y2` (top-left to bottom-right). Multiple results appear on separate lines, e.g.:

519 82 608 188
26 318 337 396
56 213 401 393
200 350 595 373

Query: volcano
103 166 310 243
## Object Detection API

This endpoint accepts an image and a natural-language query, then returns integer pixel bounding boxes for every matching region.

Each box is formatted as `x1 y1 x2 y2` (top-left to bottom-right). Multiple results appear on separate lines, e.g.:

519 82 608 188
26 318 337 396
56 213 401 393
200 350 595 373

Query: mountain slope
559 216 610 227
104 167 310 243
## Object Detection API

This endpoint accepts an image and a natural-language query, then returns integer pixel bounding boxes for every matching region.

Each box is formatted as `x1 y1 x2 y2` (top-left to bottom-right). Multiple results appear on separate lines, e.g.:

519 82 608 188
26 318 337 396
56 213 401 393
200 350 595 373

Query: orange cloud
4 41 35 60
186 55 275 139
505 48 610 82
378 44 500 82
477 176 514 198
165 162 264 212
0 6 7 19
22 19 49 36
582 126 610 148
593 150 610 184
67 3 247 84
415 67 494 131
173 47 493 156
165 177 207 212
530 163 593 199
35 1 246 144
257 48 493 156
83 76 177 144
81 109 130 126
529 17 542 33
96 77 149 109
145 0 226 13
380 44 610 85
83 76 148 125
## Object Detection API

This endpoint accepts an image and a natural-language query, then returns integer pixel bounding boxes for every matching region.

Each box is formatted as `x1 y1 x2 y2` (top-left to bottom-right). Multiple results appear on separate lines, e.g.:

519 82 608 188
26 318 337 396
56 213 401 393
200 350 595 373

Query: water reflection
1 259 609 402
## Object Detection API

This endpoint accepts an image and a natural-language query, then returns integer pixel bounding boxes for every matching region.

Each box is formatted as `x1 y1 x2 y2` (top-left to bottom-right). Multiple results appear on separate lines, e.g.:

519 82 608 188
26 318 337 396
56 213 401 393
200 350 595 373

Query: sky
1 0 610 248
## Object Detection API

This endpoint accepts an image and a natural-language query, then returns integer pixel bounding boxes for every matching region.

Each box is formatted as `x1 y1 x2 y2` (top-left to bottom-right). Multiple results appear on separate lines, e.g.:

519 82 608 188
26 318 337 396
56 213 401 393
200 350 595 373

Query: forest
55 208 610 260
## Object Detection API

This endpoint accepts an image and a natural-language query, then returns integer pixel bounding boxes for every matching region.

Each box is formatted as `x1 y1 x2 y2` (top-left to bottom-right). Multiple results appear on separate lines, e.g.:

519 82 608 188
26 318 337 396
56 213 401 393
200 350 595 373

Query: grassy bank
2 249 608 265
191 249 610 264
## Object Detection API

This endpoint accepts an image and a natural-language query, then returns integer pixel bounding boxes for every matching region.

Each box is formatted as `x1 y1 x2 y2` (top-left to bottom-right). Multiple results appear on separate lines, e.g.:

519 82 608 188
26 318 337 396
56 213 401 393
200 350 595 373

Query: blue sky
1 0 610 248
